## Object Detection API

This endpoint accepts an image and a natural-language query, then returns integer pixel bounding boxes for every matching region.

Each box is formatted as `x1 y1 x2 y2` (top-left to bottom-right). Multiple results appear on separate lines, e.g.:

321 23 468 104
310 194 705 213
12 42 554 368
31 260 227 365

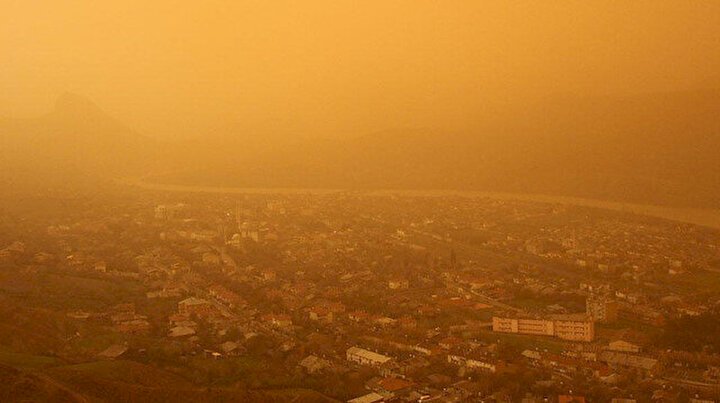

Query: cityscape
2 185 719 401
2 1 720 402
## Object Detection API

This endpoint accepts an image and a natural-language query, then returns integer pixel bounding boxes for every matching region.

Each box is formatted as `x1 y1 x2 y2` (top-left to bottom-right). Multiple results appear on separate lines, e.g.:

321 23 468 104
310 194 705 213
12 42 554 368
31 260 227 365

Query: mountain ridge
2 89 719 207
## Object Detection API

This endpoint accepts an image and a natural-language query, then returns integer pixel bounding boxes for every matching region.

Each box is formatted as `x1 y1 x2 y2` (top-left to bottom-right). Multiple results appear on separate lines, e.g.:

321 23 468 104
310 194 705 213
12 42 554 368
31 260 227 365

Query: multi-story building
587 293 619 322
553 317 596 342
492 317 554 337
492 315 595 342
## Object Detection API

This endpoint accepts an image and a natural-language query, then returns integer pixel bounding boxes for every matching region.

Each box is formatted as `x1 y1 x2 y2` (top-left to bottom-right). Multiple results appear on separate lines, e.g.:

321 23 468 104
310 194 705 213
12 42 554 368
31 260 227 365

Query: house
110 305 151 334
704 366 720 382
375 377 414 398
374 317 397 327
346 347 393 367
398 316 417 329
115 318 151 334
447 353 500 373
220 341 242 356
168 313 196 328
600 351 659 373
522 350 542 360
208 285 246 309
147 287 183 299
263 313 293 329
308 306 334 323
388 278 409 290
261 269 276 281
652 389 680 401
168 326 196 338
94 260 107 272
178 297 216 317
97 344 128 360
347 392 384 403
607 340 641 353
438 336 463 350
348 311 370 323
446 380 482 400
299 355 331 374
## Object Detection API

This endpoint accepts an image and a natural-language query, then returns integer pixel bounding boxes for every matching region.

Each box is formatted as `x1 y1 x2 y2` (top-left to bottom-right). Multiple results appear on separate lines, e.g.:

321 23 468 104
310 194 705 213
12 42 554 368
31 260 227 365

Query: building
299 355 331 374
554 316 596 342
375 377 415 398
178 297 216 317
607 340 641 353
154 203 187 220
348 392 384 403
97 344 128 360
308 306 334 323
220 341 241 356
168 326 196 338
346 346 393 367
208 285 245 309
388 278 409 290
493 317 554 337
263 313 293 329
447 354 499 373
600 351 659 373
587 293 619 322
492 315 595 342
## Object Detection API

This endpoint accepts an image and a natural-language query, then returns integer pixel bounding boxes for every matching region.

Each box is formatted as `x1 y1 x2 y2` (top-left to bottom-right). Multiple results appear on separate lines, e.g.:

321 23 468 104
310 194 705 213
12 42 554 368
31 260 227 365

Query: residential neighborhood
2 186 720 402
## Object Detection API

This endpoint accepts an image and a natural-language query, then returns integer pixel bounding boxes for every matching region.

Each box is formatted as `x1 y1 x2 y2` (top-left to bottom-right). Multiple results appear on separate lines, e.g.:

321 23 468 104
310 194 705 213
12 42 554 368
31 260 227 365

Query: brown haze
5 3 720 402
2 1 719 137
1 1 720 204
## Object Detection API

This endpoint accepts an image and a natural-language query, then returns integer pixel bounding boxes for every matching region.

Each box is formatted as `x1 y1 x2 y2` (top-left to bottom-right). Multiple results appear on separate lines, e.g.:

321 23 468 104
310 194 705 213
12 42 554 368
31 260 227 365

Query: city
2 2 719 401
2 185 719 402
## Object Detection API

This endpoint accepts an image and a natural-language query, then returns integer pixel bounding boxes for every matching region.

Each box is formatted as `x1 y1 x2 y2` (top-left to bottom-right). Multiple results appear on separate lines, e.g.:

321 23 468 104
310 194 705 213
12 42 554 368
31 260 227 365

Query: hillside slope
155 90 720 207
0 359 338 403
2 90 718 207
0 93 156 187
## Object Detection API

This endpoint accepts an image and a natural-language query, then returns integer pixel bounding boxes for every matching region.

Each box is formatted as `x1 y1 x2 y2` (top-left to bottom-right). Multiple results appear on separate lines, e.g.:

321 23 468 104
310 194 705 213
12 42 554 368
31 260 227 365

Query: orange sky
2 1 719 138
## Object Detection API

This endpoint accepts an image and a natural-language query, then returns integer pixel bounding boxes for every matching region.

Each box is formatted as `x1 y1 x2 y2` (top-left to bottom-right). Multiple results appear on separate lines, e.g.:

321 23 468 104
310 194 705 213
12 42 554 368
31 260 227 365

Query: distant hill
2 90 719 207
154 89 720 207
0 93 156 187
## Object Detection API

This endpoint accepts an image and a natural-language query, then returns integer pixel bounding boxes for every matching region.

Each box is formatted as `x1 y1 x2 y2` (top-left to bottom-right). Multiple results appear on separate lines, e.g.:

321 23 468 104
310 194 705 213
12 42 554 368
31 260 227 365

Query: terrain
2 90 719 207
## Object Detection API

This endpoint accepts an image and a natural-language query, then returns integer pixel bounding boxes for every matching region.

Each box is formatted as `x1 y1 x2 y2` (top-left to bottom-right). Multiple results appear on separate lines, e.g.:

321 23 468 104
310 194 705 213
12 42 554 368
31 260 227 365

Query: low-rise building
346 346 393 367
178 297 216 317
607 340 641 353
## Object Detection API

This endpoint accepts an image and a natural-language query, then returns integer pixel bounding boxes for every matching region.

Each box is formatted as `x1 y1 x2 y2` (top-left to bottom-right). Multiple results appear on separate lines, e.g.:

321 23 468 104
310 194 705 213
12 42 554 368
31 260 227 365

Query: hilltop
0 93 155 187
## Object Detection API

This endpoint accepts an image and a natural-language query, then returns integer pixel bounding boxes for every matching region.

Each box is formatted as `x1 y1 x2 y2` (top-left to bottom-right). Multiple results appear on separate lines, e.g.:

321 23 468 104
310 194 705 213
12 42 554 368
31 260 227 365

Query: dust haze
1 2 720 403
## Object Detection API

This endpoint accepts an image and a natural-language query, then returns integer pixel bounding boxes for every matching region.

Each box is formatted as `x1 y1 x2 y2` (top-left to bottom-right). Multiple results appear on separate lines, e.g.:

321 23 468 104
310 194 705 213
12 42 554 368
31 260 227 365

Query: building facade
492 316 594 342
346 347 393 366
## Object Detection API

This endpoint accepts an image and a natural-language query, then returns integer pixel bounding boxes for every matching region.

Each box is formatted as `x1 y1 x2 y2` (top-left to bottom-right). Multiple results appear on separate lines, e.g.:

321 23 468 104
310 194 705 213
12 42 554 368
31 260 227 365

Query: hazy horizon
2 1 719 139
